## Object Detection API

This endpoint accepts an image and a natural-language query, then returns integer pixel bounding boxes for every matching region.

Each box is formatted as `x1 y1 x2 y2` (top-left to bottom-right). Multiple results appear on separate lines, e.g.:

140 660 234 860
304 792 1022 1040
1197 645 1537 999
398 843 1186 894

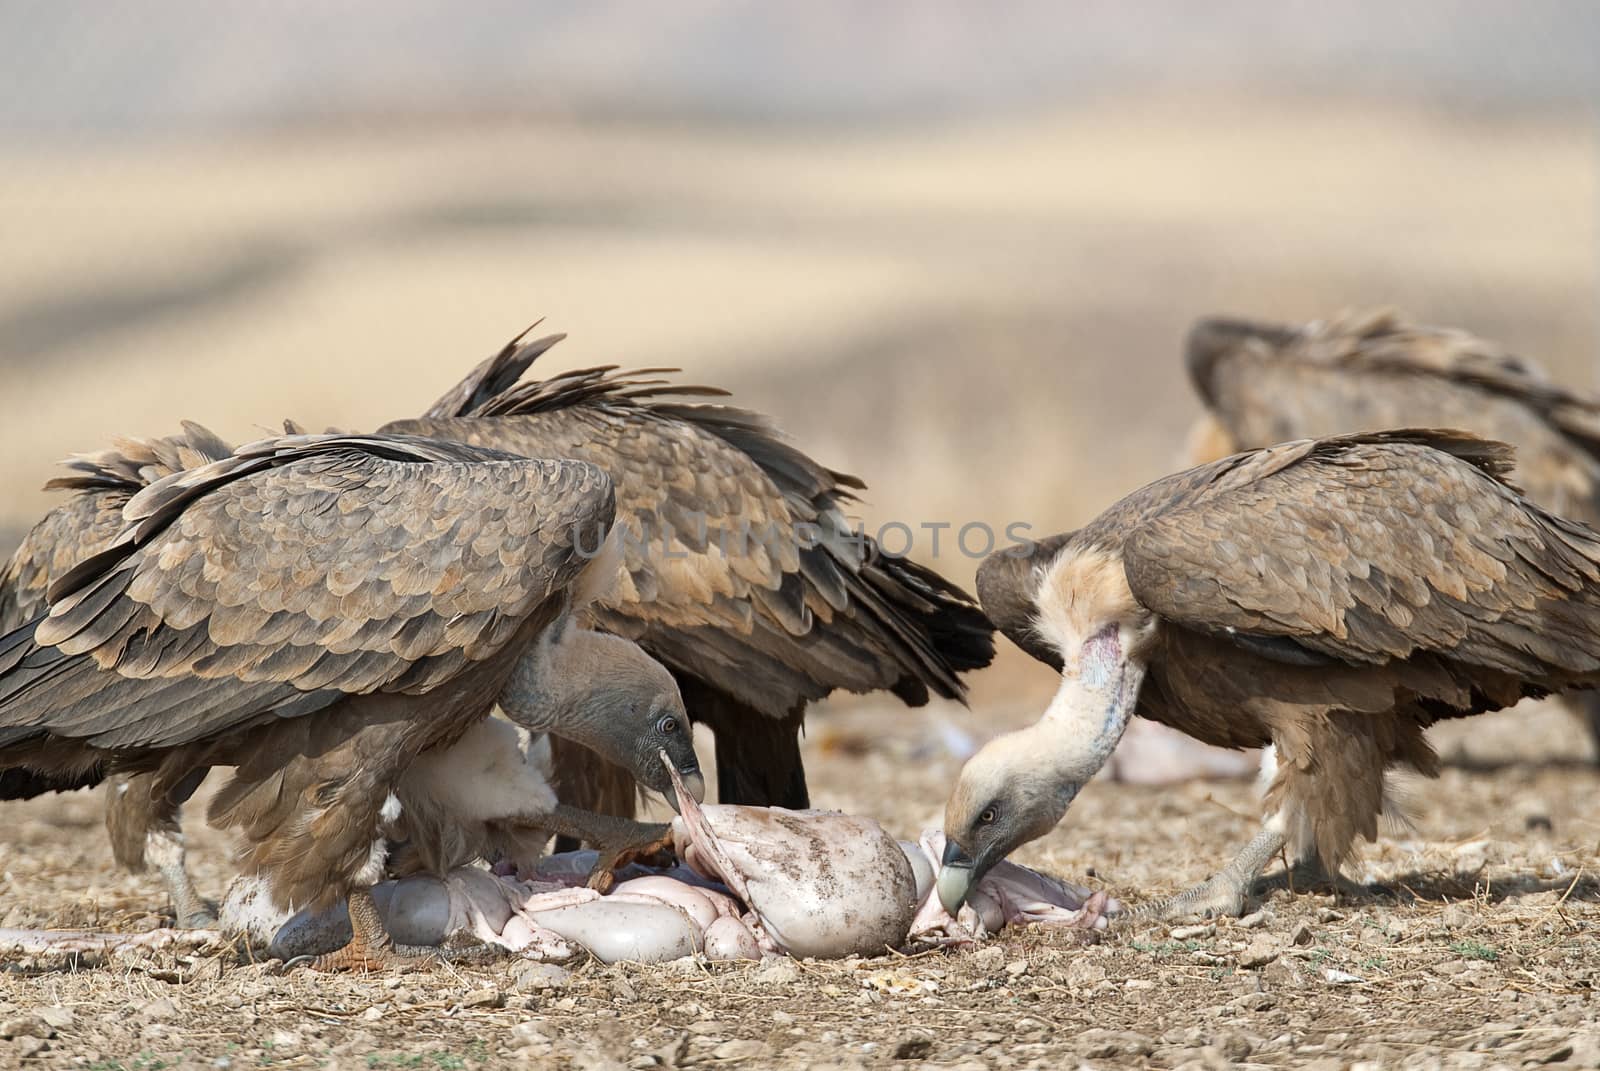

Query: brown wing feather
1186 309 1600 524
0 434 613 752
385 333 992 723
0 423 234 633
1121 431 1600 683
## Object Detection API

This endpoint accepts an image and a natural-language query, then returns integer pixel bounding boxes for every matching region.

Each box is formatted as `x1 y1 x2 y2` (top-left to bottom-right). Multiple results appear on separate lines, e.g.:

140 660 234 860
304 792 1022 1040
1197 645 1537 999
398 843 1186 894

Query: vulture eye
978 806 999 825
657 715 680 735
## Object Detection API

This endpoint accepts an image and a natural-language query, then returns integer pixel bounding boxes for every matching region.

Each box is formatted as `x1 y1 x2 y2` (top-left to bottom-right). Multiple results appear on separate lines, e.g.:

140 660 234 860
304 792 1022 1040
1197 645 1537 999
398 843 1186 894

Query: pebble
511 1022 552 1047
1238 939 1280 969
1228 992 1277 1013
893 1037 934 1060
34 1008 72 1030
1289 921 1313 946
137 998 178 1021
1314 907 1343 923
1075 1029 1155 1058
1211 1032 1252 1061
751 958 800 986
1061 961 1107 987
688 1021 725 1037
971 946 1005 973
711 1040 772 1061
13 1037 46 1060
1236 909 1272 929
360 1006 386 1022
1170 923 1215 940
514 963 571 991
0 1018 50 1041
1004 959 1029 978
462 988 503 1009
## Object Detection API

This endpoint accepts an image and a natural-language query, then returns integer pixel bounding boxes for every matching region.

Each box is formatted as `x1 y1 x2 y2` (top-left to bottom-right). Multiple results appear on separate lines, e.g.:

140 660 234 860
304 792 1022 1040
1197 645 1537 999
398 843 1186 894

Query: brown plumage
0 423 236 924
0 432 677 962
938 430 1600 920
1185 307 1600 751
385 328 996 809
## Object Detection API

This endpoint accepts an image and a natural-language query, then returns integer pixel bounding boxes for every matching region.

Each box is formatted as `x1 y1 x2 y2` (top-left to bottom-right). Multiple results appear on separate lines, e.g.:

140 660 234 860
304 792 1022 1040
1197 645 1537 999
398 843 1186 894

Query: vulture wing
0 433 612 751
0 422 234 632
1186 309 1600 509
387 335 994 720
1120 430 1600 680
385 331 993 806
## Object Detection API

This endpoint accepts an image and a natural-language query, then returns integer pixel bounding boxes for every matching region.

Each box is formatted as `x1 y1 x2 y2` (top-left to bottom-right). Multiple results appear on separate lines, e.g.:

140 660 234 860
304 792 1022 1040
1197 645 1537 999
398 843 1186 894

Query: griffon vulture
1185 307 1600 752
385 329 996 810
939 431 1600 919
0 432 703 968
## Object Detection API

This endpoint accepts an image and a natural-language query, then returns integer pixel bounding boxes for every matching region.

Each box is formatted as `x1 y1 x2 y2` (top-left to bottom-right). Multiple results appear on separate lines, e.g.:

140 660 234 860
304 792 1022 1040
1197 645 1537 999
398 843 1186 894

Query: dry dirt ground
0 687 1596 1071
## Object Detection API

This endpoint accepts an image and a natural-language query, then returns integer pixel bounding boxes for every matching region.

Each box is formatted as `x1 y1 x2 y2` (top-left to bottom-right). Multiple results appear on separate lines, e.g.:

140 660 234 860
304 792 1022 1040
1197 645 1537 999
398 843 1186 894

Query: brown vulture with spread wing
385 329 996 810
0 432 703 967
937 431 1600 920
1184 307 1600 752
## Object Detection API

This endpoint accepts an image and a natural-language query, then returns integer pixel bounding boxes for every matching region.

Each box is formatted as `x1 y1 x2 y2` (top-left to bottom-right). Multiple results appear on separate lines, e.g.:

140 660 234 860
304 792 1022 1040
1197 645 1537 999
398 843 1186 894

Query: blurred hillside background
1 1 1596 714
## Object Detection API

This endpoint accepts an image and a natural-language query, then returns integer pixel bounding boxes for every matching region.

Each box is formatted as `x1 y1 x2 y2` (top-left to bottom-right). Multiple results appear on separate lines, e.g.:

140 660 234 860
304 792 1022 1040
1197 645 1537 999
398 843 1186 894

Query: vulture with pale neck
1185 308 1600 752
0 432 703 968
939 430 1600 919
385 329 996 810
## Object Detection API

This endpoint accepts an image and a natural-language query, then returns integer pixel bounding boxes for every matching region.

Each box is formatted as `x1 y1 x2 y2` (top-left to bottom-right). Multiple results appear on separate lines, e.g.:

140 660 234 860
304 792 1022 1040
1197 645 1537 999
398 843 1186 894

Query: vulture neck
496 625 614 754
1036 625 1147 783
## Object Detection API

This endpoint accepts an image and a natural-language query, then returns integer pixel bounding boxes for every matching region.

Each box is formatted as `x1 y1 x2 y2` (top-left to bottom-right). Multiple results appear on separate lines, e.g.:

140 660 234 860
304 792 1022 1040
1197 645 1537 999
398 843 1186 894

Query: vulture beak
936 839 977 916
660 761 707 814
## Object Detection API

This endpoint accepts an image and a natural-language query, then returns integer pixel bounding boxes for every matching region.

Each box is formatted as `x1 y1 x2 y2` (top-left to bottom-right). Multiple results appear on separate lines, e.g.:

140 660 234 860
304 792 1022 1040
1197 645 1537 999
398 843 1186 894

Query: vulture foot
302 889 432 973
1141 818 1287 920
1144 875 1251 920
585 825 675 893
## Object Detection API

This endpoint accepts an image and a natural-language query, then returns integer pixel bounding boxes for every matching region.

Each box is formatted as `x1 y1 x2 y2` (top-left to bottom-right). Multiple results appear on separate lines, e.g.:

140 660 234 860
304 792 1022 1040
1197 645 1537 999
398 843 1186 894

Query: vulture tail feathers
0 763 103 800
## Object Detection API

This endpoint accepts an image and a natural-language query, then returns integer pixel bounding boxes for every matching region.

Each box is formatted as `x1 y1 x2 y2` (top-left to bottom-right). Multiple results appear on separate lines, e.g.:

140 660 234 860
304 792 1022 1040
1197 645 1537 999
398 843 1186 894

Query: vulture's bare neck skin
1030 546 1156 783
496 623 666 755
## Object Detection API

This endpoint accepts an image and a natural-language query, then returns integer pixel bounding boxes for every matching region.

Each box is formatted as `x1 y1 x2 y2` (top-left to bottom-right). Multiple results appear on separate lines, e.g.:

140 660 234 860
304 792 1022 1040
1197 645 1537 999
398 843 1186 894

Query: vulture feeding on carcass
1185 307 1600 753
218 756 1116 966
0 431 704 968
938 430 1600 920
384 328 996 812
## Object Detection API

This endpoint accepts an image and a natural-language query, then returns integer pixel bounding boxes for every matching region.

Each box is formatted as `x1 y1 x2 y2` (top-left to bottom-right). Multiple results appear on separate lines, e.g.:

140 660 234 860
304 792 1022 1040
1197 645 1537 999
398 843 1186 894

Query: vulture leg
1143 815 1286 920
307 888 434 972
525 805 673 893
1567 691 1600 765
106 768 216 928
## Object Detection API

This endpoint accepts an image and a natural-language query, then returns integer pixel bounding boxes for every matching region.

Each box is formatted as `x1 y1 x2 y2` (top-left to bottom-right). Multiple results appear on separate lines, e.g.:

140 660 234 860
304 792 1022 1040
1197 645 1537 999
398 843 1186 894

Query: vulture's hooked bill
939 430 1600 919
1185 307 1600 754
385 327 996 812
0 432 704 968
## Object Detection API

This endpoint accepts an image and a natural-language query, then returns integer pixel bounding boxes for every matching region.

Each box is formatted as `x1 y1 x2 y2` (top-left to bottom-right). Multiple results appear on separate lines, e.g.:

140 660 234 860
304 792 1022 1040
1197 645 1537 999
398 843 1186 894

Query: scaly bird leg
519 805 673 893
1141 817 1286 920
306 889 432 972
144 827 216 928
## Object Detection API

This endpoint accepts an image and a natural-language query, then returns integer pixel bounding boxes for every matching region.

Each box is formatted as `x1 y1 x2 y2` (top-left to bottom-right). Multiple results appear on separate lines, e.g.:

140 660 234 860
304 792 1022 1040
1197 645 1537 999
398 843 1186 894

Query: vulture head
499 623 706 811
937 544 1156 915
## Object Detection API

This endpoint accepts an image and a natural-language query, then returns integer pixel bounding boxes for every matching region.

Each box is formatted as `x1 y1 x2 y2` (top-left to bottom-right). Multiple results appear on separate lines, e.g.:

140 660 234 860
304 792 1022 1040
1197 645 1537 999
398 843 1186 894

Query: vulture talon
585 824 675 892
